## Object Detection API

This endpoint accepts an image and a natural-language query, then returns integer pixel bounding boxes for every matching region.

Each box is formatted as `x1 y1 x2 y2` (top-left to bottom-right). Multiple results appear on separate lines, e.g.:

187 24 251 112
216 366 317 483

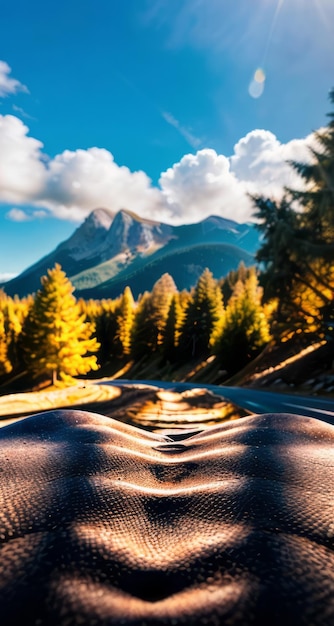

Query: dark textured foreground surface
0 409 334 625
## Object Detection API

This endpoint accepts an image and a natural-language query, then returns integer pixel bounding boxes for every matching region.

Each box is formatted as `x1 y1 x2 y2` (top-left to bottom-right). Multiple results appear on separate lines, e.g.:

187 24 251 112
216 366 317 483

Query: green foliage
214 269 271 373
2 260 273 382
220 261 255 305
21 264 99 384
131 274 177 357
161 290 190 361
252 88 334 342
131 291 153 358
179 268 224 359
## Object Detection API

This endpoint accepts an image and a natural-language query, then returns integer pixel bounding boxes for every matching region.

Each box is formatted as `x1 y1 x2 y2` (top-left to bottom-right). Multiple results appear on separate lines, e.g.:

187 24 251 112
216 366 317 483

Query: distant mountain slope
2 209 260 299
2 208 114 298
75 242 254 300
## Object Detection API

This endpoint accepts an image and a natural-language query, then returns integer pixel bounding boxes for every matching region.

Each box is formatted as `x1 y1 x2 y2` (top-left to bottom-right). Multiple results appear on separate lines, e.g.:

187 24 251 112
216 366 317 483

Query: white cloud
162 111 202 148
0 272 18 283
0 116 164 222
0 112 317 226
229 129 315 197
39 147 164 221
0 61 28 98
12 104 34 120
5 207 47 222
6 208 30 222
0 115 46 204
159 148 251 223
158 131 317 224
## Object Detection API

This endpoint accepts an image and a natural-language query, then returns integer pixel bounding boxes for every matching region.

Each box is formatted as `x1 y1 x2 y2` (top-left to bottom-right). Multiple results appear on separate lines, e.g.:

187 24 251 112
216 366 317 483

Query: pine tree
21 264 99 384
131 292 152 358
0 291 31 374
116 286 135 356
214 269 271 373
150 273 178 347
220 262 254 305
161 291 189 361
131 274 177 358
289 87 334 247
252 89 334 341
0 309 11 375
179 268 224 359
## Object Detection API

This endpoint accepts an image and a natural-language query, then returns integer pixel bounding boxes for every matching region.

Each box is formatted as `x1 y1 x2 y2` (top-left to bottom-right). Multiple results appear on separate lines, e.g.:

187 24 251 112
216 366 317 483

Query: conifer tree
214 269 271 373
131 292 152 358
22 264 99 384
252 89 334 341
161 291 189 361
0 291 31 373
97 305 119 364
150 273 178 347
131 274 177 358
220 262 253 305
289 87 334 247
116 286 135 356
0 309 11 375
179 268 224 359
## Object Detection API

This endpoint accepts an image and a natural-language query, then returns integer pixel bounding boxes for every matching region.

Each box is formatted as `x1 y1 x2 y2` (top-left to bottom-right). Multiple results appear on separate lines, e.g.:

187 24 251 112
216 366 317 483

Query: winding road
104 379 334 424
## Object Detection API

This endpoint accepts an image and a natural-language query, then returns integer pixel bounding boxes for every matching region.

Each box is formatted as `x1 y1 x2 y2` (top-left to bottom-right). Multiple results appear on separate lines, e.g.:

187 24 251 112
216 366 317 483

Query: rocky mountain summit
2 208 260 299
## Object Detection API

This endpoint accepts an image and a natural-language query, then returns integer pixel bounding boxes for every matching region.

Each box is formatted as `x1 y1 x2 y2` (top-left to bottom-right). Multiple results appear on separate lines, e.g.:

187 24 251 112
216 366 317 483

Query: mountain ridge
2 208 260 299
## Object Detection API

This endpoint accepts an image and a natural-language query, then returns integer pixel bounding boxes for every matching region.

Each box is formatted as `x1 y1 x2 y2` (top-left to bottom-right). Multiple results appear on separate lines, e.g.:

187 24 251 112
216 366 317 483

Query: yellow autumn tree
116 286 135 356
22 264 99 385
0 309 11 376
214 269 271 374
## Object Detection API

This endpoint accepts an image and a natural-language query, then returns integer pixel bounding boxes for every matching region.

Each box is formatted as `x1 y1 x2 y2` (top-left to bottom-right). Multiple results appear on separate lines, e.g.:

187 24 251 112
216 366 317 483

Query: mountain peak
88 207 115 229
99 208 174 261
57 208 114 261
117 208 140 221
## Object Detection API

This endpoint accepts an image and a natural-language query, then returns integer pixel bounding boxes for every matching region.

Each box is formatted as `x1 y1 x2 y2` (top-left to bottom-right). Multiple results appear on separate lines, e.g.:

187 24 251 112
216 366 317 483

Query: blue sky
1 0 334 280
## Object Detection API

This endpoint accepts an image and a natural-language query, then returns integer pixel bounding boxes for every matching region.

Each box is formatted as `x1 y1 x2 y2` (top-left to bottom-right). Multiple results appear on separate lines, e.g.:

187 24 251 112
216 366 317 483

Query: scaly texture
0 410 334 625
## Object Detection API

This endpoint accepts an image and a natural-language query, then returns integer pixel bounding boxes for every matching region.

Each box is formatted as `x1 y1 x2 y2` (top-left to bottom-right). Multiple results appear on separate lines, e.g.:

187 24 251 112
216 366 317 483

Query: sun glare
249 67 266 99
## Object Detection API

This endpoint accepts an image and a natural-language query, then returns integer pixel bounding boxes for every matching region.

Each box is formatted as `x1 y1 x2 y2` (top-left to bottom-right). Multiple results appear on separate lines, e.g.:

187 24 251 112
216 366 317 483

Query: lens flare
249 67 266 99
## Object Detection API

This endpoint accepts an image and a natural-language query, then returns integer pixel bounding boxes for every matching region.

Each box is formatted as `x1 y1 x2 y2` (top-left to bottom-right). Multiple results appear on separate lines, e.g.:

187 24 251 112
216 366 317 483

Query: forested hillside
0 261 271 388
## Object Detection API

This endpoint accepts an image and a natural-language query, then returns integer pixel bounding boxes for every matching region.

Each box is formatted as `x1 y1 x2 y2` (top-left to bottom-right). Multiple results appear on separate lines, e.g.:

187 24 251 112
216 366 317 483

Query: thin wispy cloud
12 104 35 120
0 272 17 282
0 61 28 98
142 0 263 52
6 207 47 222
162 111 202 149
6 208 30 222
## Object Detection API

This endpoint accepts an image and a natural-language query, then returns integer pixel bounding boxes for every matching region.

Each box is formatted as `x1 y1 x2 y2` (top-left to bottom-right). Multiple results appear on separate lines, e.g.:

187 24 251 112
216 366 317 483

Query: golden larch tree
22 264 99 385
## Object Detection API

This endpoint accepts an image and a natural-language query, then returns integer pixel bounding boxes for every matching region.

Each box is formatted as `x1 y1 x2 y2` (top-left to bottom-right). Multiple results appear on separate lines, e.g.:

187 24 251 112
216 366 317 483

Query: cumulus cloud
0 115 46 204
0 115 164 222
0 112 317 226
229 129 315 197
158 131 316 224
39 147 163 221
0 61 28 98
159 149 251 223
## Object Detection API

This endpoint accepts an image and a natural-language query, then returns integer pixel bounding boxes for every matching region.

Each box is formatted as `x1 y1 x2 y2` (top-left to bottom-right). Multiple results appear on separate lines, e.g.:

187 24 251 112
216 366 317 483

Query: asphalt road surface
107 379 334 425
